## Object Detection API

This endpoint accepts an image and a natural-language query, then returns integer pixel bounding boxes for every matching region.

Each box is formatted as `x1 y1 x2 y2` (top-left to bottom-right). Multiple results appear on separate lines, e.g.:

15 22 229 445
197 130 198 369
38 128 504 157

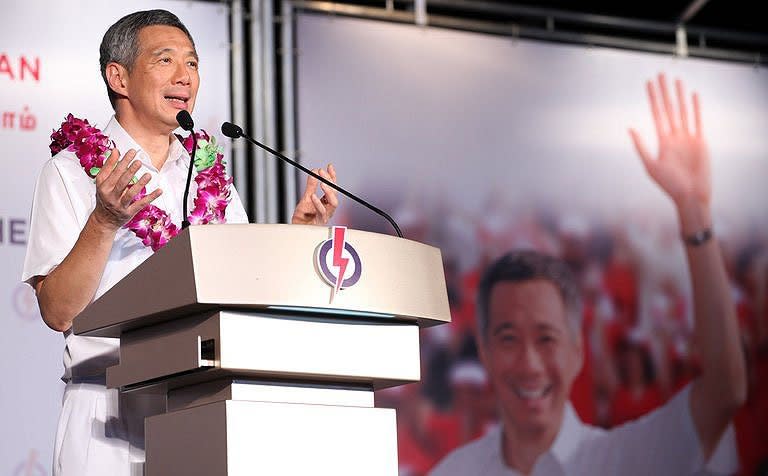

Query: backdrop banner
295 13 768 476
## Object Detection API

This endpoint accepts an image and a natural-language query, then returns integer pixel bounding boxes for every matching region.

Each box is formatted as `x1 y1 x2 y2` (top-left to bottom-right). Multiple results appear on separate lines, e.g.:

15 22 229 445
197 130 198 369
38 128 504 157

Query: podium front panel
145 400 398 476
107 311 420 390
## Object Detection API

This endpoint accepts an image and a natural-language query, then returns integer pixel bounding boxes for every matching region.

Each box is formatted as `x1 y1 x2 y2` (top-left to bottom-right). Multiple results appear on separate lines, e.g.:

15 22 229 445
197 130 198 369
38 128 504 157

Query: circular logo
316 240 362 290
12 283 40 322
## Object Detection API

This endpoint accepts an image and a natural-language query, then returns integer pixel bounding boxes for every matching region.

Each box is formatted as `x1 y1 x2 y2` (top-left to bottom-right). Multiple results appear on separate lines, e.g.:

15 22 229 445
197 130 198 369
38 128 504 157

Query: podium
73 224 450 475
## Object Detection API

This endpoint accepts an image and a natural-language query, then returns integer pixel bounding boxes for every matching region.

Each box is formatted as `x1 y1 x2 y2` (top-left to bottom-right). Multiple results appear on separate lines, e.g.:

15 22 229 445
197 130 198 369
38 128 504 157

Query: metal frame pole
230 0 249 217
250 0 280 223
262 0 279 223
288 0 766 65
250 0 267 222
281 0 299 220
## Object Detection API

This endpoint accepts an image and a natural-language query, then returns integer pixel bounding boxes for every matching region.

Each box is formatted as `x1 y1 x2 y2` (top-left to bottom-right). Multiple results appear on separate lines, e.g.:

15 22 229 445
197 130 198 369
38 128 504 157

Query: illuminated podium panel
146 399 397 476
74 224 450 476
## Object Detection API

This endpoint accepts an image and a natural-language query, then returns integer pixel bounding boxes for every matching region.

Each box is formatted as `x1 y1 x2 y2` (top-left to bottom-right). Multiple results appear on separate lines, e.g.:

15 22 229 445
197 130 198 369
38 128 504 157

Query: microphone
221 121 243 140
221 121 403 238
177 109 194 131
176 110 197 230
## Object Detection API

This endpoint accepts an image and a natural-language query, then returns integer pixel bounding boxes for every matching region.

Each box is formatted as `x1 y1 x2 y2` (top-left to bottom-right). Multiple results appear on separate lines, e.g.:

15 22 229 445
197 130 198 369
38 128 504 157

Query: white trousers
52 382 165 476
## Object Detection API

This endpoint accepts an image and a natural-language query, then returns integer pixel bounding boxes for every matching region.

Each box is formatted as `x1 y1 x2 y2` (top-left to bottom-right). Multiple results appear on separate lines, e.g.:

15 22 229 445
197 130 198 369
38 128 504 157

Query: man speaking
22 10 338 476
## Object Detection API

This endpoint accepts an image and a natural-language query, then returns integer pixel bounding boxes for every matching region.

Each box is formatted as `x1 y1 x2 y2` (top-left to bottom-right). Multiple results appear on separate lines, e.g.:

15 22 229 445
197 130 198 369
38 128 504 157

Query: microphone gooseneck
177 110 197 230
221 121 403 238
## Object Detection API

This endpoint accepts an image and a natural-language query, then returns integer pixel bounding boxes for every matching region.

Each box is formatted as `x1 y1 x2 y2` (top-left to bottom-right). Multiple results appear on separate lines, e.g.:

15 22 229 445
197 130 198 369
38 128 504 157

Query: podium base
145 399 398 476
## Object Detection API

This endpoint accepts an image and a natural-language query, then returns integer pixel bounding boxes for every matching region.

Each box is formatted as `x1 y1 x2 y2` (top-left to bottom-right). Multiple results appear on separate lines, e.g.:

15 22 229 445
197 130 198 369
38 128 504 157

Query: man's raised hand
291 164 339 225
628 73 711 209
92 148 162 230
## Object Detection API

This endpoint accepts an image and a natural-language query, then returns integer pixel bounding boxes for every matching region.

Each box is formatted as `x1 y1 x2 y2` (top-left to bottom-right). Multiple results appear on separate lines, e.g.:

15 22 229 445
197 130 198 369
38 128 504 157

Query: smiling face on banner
480 279 583 437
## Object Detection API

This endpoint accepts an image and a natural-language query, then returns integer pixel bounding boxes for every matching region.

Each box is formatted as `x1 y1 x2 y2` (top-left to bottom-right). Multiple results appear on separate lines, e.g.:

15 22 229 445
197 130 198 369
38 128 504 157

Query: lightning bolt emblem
330 226 350 303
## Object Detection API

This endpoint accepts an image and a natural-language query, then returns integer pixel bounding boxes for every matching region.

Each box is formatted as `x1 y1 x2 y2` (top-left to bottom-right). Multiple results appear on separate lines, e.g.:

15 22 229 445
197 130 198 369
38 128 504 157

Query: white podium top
74 224 450 337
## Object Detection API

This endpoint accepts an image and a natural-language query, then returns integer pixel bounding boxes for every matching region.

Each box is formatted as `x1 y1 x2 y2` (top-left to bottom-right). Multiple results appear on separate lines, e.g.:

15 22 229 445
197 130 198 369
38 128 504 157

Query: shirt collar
102 116 191 171
547 402 586 467
497 402 586 474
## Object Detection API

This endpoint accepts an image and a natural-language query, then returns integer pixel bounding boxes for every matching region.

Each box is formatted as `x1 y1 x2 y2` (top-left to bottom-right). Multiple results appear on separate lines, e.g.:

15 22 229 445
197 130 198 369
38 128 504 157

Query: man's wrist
87 210 121 236
676 199 712 237
682 227 713 247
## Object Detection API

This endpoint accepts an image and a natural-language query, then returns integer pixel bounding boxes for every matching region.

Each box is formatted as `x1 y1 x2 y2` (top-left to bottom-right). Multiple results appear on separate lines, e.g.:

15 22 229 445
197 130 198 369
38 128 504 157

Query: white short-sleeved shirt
22 116 248 381
430 386 738 476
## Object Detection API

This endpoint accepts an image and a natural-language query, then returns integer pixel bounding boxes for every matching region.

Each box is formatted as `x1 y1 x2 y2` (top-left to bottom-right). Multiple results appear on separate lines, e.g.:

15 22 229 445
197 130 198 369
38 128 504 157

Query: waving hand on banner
627 73 711 209
628 73 746 461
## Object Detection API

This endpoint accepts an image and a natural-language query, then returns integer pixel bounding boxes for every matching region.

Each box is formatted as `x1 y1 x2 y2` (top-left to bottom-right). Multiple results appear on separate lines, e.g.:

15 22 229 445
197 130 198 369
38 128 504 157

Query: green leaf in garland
194 137 224 171
194 139 217 171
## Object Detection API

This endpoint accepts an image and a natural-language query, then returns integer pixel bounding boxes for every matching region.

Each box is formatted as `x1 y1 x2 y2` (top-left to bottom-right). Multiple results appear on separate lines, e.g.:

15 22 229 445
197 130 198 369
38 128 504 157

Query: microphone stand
181 132 197 229
177 110 197 230
222 122 403 238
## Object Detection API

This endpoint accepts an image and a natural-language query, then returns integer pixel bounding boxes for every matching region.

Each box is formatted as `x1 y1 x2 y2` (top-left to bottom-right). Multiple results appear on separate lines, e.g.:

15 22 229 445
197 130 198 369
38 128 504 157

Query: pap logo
13 282 39 322
316 226 362 303
13 449 46 476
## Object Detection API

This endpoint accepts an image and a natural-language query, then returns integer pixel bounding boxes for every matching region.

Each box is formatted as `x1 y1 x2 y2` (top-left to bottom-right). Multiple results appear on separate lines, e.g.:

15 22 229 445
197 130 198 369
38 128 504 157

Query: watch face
684 228 712 246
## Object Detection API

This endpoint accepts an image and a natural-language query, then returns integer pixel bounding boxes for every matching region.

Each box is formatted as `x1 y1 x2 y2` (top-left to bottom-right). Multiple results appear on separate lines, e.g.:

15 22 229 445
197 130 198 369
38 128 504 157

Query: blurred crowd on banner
357 198 768 476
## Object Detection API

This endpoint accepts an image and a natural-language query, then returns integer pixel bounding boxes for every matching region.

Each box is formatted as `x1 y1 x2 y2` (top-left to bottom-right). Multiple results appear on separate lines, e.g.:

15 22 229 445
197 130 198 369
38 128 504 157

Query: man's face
479 279 582 435
121 25 199 132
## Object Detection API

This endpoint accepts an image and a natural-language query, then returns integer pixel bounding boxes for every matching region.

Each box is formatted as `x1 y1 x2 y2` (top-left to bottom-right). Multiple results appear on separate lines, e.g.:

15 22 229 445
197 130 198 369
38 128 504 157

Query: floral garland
50 114 232 251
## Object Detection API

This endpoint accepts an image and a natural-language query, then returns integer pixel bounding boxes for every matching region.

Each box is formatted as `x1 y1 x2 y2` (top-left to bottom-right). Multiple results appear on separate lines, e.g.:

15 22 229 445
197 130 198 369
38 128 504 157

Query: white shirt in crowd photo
430 386 738 476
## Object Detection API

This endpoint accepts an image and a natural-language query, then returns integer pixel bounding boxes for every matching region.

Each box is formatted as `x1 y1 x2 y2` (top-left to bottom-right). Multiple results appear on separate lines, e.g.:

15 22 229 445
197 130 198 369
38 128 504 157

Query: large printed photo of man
266 13 768 476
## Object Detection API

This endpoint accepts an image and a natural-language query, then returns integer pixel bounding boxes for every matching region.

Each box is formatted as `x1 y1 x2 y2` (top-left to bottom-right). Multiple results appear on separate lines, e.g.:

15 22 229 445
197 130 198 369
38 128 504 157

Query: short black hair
99 10 195 109
476 250 582 340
